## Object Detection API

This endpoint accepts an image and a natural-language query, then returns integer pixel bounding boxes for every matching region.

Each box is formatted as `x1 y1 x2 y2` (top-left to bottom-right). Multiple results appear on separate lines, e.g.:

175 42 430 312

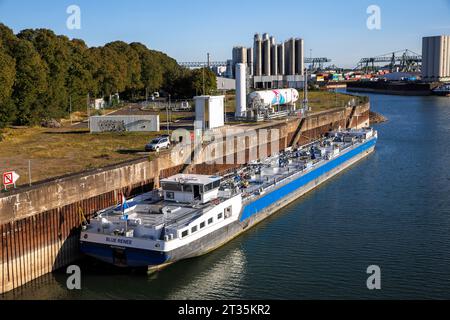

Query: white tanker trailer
248 89 300 107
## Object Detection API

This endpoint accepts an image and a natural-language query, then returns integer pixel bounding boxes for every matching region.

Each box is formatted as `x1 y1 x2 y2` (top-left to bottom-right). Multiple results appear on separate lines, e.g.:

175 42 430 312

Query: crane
179 58 332 70
357 49 422 73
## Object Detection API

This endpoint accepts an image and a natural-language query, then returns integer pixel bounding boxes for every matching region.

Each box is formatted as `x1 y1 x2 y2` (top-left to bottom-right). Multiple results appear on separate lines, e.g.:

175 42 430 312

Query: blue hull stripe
80 242 170 267
240 138 377 222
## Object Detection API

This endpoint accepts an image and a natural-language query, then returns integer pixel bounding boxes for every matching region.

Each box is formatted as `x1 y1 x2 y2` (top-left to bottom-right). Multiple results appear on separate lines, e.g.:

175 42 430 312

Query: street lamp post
69 95 72 126
202 64 206 96
167 94 171 135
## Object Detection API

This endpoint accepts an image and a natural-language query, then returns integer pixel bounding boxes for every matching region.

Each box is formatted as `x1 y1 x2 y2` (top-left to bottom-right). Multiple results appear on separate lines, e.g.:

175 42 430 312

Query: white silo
284 39 293 75
247 47 254 76
235 63 247 118
263 37 271 76
254 34 262 76
271 44 278 76
270 36 276 46
278 43 285 76
289 38 296 75
295 38 304 75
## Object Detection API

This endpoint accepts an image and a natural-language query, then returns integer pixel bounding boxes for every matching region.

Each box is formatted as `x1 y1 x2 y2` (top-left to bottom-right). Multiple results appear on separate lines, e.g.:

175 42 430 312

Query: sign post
3 171 20 191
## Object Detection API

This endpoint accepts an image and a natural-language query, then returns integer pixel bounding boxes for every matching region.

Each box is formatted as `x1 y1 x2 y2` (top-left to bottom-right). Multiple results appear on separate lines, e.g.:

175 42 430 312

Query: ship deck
93 190 233 232
93 129 375 231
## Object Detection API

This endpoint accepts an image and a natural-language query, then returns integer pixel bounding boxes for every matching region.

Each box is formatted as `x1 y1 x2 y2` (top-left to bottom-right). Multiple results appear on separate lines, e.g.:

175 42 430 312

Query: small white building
194 95 225 130
90 115 160 133
92 98 106 110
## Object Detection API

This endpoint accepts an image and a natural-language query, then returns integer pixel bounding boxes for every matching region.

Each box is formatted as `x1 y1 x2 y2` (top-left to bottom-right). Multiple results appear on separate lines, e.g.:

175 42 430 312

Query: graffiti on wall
98 120 126 132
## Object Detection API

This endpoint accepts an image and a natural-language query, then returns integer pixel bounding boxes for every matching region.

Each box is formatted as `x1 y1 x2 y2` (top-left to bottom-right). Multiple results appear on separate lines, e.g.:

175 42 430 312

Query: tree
0 46 16 128
66 39 97 112
12 39 48 125
190 68 217 96
0 23 214 126
91 45 128 97
130 42 164 95
0 23 17 55
105 41 142 100
18 29 71 119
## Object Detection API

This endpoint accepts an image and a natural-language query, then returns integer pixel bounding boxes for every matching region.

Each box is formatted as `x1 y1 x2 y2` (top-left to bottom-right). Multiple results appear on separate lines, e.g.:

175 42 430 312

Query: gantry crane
357 49 422 73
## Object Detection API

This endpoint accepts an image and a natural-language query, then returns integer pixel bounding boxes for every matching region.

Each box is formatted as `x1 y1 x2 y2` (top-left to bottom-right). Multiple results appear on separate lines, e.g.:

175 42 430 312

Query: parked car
145 136 171 152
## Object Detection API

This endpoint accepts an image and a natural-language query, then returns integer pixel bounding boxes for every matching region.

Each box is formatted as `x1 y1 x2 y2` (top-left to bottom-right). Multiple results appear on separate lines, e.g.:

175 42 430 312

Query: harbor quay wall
0 103 369 295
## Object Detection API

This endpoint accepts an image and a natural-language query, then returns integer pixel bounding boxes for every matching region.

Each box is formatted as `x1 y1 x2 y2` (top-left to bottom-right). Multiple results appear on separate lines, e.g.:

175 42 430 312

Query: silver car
145 137 171 152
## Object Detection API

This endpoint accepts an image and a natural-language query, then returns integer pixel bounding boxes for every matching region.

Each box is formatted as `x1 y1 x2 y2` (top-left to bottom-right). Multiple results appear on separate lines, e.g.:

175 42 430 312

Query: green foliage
0 45 16 128
18 30 71 120
66 39 98 111
0 23 217 127
130 42 164 93
11 39 48 125
190 68 217 96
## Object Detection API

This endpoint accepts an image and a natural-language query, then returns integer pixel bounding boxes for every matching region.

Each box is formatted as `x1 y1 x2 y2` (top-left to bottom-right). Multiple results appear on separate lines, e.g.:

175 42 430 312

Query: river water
3 92 450 300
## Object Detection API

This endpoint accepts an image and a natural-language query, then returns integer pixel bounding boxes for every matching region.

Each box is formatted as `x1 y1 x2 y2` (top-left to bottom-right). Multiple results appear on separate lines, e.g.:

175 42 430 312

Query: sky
0 0 450 68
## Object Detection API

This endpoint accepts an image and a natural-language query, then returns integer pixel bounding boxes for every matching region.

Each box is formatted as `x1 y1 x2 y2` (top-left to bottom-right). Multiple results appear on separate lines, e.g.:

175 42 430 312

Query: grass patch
0 127 163 185
307 91 358 112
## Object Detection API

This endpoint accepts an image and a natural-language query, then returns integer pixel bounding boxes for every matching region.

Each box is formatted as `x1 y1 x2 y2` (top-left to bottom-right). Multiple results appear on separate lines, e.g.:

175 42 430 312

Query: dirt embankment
370 111 388 125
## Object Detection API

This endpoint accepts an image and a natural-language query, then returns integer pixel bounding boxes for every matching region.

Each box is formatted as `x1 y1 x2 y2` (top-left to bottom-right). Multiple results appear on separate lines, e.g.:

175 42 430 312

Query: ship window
204 183 214 192
183 184 193 192
166 192 175 200
217 213 223 220
208 218 213 225
163 183 182 192
213 180 221 188
200 222 206 229
191 226 198 233
181 230 189 238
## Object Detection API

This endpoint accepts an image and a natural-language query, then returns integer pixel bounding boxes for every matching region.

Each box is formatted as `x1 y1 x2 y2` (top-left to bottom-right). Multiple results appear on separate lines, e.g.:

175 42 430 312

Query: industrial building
216 76 236 91
422 35 450 82
231 46 253 78
231 33 305 89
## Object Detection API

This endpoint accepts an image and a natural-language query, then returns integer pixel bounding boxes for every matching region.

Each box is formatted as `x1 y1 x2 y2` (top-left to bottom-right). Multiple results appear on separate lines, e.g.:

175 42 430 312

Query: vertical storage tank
247 47 254 76
295 38 304 75
289 38 296 75
263 36 271 76
235 63 247 117
284 38 296 75
278 43 285 76
271 44 278 76
254 33 262 77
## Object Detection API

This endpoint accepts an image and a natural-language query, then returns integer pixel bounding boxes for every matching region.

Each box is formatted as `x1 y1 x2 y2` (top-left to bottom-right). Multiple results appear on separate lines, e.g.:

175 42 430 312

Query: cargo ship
347 80 437 96
80 128 378 270
433 83 450 97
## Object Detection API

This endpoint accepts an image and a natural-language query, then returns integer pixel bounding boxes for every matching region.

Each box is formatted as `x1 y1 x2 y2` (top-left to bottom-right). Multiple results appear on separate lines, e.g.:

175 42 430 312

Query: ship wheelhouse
160 174 222 205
